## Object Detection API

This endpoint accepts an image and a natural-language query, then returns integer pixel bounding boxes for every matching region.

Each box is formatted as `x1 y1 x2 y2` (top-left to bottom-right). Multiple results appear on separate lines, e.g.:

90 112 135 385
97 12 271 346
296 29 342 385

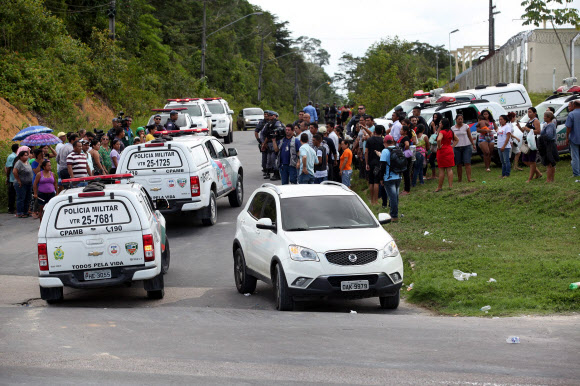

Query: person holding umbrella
12 147 34 218
33 160 57 223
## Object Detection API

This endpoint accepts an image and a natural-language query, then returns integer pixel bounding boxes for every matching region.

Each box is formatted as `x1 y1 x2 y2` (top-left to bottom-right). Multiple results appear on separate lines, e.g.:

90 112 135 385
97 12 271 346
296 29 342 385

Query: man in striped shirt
67 140 92 185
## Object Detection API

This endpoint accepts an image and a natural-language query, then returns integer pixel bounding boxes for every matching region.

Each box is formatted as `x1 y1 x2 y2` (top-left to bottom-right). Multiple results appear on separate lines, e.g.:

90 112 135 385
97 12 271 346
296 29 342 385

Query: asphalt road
1 131 579 385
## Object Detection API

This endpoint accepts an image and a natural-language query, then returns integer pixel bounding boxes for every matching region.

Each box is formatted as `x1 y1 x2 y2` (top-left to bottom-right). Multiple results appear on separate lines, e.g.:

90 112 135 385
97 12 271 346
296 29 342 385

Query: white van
38 176 169 302
117 134 244 225
452 83 532 118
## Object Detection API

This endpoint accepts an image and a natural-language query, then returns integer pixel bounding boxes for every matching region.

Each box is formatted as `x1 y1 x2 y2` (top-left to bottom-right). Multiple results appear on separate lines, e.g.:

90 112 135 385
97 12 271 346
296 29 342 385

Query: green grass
352 157 580 316
529 92 553 107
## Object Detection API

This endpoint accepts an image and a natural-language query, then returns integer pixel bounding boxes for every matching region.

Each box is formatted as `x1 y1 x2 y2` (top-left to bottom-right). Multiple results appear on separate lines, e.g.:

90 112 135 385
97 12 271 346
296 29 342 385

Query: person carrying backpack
379 135 406 222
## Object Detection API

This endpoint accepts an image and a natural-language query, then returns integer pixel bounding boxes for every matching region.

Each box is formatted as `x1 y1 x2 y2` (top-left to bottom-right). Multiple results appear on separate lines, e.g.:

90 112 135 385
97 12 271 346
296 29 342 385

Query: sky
249 0 580 92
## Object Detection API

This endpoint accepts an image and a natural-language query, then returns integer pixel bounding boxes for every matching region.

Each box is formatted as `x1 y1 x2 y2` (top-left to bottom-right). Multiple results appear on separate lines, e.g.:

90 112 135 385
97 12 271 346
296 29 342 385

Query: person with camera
260 111 283 181
255 111 270 177
276 124 302 185
346 105 366 136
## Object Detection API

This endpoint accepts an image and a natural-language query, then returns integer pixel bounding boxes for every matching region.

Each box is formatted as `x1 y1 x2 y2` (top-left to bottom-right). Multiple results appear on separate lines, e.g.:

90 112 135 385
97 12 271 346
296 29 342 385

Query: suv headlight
382 240 399 258
289 245 319 262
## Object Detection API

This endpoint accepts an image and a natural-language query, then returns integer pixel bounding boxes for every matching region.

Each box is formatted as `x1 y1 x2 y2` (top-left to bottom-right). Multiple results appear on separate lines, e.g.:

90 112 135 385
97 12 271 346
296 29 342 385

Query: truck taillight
143 234 155 261
38 243 48 271
190 176 200 197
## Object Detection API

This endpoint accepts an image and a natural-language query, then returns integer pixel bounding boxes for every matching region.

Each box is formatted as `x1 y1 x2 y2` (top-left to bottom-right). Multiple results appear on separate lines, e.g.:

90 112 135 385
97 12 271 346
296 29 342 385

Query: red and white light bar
413 90 430 97
62 174 133 184
166 98 200 102
151 107 187 112
203 97 222 101
436 96 456 103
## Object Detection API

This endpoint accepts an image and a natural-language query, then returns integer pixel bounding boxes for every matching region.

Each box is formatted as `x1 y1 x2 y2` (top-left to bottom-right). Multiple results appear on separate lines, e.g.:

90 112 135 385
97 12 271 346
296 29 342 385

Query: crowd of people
255 100 580 222
3 112 177 219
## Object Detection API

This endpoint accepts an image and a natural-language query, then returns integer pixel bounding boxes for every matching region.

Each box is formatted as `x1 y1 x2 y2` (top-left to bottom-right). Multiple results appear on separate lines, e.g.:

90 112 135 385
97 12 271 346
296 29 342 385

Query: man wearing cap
303 101 318 123
55 132 67 154
260 111 283 181
165 111 180 131
255 111 270 176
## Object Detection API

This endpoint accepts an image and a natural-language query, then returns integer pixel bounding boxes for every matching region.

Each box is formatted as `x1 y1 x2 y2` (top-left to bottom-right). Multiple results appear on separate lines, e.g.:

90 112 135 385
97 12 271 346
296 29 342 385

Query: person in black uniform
164 111 180 131
261 111 283 181
255 111 271 176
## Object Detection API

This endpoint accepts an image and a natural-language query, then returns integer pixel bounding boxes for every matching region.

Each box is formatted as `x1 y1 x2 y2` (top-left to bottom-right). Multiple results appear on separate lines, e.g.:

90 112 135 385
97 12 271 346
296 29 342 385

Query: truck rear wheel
161 237 170 274
201 191 217 226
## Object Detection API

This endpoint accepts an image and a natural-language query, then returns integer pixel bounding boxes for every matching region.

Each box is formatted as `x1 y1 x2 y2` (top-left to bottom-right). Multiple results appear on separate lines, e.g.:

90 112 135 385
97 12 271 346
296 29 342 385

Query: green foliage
521 0 580 27
352 157 580 316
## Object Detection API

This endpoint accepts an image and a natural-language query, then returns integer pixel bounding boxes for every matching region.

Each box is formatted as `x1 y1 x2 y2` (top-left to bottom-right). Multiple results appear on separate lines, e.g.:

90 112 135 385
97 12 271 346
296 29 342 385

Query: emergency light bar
151 107 187 112
436 96 456 103
413 90 430 97
203 97 222 101
62 174 133 184
166 98 200 102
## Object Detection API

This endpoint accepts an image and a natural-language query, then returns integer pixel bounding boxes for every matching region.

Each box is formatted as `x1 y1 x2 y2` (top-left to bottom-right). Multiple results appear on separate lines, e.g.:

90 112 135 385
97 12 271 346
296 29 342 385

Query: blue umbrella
12 126 53 141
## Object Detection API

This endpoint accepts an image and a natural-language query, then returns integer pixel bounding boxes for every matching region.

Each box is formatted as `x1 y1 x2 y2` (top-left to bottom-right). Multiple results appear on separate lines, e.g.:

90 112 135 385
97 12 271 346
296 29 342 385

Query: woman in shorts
451 114 476 182
33 160 57 222
516 107 542 182
477 109 496 172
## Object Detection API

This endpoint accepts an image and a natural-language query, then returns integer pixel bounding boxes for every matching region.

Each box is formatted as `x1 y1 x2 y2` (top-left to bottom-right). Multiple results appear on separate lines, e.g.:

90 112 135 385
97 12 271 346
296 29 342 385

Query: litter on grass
488 278 497 283
480 305 491 313
407 283 414 291
423 231 430 236
453 269 477 281
506 336 520 344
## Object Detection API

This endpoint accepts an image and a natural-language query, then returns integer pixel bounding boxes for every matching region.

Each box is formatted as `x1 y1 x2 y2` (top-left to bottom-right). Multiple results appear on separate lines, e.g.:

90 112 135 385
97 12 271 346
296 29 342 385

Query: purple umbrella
20 133 62 147
12 125 53 141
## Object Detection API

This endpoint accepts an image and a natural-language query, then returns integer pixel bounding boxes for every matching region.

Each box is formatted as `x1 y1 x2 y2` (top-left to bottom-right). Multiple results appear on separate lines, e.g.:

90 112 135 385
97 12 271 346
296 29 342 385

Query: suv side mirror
205 112 212 117
228 148 238 157
228 109 234 115
378 213 391 224
256 218 276 231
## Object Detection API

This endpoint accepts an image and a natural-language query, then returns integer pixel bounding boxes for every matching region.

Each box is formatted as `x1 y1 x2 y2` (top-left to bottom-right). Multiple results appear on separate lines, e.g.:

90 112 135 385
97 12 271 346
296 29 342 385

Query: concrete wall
447 29 580 94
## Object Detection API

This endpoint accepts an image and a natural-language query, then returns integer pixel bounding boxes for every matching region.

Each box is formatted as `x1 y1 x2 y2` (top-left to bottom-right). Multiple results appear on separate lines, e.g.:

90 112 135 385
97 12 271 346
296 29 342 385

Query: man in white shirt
55 132 67 154
387 111 402 141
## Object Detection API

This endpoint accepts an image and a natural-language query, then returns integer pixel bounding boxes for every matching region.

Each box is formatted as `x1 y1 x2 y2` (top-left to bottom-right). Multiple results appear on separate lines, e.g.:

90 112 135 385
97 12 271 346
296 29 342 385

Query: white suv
117 134 244 225
204 98 234 143
232 182 403 311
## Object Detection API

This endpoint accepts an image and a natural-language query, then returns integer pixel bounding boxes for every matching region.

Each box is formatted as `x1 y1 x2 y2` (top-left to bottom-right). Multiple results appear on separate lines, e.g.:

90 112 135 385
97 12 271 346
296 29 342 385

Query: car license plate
84 269 112 281
341 280 369 291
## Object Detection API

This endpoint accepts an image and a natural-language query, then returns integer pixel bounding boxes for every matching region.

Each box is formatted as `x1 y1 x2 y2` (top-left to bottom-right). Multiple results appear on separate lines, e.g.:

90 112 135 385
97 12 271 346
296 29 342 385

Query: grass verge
352 156 580 316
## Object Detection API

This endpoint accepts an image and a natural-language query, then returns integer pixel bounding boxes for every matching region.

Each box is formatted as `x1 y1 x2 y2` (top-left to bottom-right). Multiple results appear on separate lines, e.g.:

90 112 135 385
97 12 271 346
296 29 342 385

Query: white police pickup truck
117 131 244 225
37 175 169 303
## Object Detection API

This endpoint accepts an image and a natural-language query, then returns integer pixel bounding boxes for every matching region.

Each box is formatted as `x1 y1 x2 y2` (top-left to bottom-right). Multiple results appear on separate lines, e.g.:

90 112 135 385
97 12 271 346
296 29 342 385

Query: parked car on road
238 107 264 130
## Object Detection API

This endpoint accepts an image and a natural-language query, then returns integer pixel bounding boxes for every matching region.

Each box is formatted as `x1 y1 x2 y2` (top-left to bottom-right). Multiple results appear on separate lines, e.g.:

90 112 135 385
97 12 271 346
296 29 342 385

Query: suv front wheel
273 264 294 311
379 289 400 310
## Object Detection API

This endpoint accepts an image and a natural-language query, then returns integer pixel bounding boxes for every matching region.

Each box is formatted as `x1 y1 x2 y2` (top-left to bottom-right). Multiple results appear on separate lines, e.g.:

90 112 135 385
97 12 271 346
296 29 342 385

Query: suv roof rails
475 84 488 90
495 82 508 87
564 94 580 102
261 183 281 195
320 181 351 192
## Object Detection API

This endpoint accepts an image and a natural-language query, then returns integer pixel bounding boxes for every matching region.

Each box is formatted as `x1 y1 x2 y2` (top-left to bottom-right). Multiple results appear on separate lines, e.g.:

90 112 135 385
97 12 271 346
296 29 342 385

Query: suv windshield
244 108 263 116
184 105 202 117
281 196 377 231
208 103 225 114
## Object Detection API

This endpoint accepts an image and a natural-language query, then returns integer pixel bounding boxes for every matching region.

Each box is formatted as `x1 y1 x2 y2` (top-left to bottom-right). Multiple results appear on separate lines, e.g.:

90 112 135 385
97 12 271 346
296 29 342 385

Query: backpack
388 147 407 175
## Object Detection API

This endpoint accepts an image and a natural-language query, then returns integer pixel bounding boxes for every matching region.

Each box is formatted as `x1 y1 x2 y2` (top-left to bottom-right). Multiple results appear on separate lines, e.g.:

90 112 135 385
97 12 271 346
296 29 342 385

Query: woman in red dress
435 118 459 192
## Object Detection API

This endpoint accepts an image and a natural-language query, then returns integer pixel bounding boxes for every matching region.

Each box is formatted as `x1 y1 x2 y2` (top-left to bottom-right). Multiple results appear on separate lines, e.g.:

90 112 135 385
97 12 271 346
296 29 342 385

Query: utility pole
200 0 207 79
489 0 500 54
294 61 298 116
436 51 439 83
108 0 116 40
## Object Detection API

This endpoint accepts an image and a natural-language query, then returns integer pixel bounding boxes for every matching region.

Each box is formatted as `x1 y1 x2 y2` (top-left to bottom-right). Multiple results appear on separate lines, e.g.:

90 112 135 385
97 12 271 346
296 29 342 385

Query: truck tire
228 175 243 207
161 237 170 274
40 286 63 304
201 190 217 226
224 128 231 144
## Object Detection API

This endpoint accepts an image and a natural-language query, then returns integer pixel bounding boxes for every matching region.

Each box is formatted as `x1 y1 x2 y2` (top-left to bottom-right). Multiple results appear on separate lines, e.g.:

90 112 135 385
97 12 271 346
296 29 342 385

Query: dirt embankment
0 96 115 141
